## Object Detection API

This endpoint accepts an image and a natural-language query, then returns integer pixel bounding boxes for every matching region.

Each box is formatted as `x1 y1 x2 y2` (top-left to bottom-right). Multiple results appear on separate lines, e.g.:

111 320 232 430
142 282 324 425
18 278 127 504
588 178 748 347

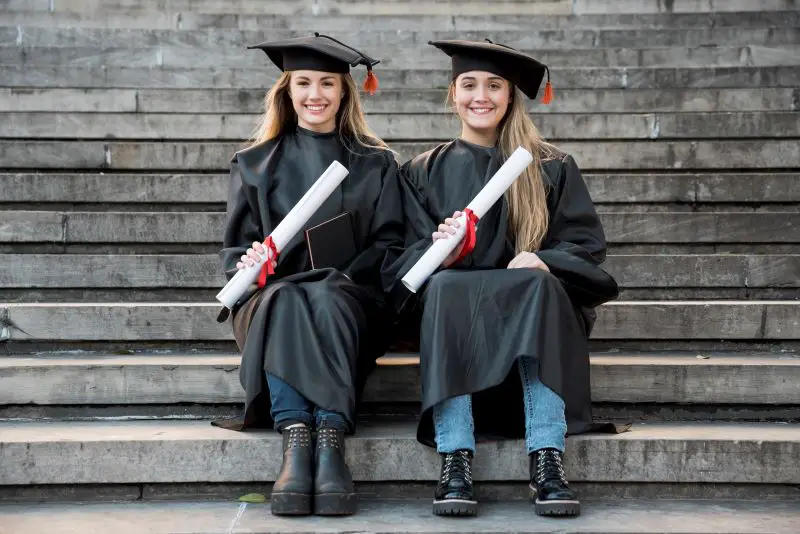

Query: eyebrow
294 76 336 82
459 76 504 83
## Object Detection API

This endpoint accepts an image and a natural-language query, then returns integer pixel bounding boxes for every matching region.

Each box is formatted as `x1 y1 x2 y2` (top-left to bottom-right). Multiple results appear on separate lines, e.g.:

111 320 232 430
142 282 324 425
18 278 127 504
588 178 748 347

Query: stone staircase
0 0 799 532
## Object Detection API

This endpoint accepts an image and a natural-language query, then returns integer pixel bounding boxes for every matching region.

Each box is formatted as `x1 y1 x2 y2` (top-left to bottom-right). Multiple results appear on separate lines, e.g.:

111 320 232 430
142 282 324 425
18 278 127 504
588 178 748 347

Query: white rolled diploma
401 146 534 293
216 160 350 308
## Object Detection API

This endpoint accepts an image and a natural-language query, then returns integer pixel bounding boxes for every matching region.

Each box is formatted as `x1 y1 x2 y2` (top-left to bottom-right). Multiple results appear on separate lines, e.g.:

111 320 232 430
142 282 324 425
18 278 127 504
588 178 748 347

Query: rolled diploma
216 160 350 308
400 146 533 293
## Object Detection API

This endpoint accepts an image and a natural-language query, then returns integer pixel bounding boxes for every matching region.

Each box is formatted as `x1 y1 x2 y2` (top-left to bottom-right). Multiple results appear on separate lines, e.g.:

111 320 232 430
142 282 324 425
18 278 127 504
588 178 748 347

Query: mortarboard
248 33 380 95
429 39 552 103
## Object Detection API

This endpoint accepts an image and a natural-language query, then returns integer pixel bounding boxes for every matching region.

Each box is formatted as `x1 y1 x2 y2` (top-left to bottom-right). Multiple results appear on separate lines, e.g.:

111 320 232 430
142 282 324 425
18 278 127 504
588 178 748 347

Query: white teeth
470 108 492 114
305 105 326 111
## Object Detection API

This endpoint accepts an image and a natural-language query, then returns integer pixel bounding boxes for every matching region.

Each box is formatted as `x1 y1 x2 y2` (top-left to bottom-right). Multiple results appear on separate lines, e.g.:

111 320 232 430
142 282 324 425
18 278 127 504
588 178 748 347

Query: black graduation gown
383 139 620 447
216 126 404 433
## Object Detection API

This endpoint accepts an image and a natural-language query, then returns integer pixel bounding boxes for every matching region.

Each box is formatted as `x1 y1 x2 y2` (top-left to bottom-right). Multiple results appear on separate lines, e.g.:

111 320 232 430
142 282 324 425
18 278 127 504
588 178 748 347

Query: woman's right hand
236 241 278 271
432 211 467 268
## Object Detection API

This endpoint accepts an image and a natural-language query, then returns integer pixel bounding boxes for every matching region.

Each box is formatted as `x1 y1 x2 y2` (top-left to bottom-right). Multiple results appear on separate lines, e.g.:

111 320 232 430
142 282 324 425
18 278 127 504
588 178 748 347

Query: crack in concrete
226 502 247 534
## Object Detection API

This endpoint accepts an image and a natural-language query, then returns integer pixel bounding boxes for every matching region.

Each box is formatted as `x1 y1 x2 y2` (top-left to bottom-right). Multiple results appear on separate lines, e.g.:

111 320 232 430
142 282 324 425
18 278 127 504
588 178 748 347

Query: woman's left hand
507 251 550 272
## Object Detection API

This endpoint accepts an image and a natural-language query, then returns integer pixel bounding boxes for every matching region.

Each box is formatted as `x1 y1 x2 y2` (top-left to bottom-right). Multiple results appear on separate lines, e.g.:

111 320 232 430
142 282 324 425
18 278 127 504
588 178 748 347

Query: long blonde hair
448 83 557 253
250 71 390 154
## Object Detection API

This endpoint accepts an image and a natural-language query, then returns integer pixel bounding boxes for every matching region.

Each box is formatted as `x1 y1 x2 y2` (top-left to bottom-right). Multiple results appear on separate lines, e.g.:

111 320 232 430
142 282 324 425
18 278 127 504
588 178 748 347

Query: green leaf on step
239 493 266 503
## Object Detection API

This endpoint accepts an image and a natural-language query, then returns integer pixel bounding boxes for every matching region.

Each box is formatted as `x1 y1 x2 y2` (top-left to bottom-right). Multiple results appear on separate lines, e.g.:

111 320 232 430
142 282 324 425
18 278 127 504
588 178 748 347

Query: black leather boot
270 424 313 516
432 450 477 516
529 448 580 517
313 427 356 516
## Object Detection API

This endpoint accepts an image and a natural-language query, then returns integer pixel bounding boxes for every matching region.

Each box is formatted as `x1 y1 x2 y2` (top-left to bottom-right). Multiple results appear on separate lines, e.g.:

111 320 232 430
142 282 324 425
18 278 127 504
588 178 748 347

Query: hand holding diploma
216 160 350 309
400 146 534 293
432 211 467 268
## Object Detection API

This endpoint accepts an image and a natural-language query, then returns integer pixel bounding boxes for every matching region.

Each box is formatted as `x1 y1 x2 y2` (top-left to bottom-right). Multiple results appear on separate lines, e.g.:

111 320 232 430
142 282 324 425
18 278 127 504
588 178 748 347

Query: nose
475 84 490 102
308 83 322 100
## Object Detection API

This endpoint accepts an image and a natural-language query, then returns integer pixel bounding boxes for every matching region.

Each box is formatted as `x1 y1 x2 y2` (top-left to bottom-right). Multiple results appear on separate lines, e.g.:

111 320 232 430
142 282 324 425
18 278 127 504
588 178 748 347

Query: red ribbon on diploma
256 236 279 288
453 208 480 263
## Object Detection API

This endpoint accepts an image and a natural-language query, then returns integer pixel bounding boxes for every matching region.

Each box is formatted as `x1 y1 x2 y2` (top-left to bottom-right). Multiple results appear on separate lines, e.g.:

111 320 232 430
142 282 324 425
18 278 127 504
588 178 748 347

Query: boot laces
536 448 567 486
441 450 473 485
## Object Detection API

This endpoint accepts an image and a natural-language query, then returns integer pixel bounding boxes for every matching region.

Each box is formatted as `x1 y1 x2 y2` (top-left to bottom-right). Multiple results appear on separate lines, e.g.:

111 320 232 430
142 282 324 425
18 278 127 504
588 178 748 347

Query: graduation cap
429 39 552 104
248 33 380 95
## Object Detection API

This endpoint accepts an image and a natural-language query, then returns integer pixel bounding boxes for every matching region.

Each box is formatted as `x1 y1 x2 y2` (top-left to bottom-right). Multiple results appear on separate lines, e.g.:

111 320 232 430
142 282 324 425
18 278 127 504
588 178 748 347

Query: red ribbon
453 208 480 264
256 236 279 288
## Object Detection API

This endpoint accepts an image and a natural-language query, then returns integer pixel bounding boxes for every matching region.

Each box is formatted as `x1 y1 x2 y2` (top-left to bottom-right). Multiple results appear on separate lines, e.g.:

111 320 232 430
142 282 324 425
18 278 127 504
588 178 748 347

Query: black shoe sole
270 492 312 516
314 492 357 516
534 498 581 516
432 498 478 517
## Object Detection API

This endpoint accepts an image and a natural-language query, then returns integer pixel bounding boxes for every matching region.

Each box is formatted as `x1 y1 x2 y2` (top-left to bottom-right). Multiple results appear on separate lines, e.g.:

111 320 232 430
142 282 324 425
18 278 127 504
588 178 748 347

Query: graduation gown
217 126 404 432
383 139 620 447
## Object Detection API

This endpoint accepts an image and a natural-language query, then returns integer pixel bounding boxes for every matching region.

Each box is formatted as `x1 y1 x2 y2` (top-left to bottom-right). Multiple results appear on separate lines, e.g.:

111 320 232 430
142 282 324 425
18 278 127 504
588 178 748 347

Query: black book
304 211 358 270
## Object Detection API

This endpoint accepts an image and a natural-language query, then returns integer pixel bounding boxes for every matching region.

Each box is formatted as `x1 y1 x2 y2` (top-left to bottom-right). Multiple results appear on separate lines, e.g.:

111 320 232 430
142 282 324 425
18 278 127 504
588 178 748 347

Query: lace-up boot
432 449 477 516
529 448 580 516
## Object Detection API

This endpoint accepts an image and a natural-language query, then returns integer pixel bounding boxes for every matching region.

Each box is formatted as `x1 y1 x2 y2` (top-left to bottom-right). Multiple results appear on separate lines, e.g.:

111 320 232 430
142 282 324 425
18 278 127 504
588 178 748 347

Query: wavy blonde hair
250 71 390 154
448 83 558 253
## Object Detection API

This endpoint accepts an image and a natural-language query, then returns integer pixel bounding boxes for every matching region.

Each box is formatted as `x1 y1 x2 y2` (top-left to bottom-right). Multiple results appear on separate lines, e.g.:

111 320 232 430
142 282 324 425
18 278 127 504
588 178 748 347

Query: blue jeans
433 356 567 454
266 373 349 432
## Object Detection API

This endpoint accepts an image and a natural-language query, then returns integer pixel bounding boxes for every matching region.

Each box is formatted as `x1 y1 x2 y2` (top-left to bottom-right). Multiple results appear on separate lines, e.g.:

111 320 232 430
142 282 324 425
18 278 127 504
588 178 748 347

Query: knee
425 270 461 295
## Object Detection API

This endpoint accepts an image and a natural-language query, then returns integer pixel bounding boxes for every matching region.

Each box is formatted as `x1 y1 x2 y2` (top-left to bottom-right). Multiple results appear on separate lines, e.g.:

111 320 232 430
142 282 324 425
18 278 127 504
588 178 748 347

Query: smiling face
452 70 512 143
288 70 344 133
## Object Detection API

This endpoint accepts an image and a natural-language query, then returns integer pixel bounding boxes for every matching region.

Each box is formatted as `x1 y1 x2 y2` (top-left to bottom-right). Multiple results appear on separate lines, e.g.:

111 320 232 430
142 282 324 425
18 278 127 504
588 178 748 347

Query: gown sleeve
536 154 619 308
344 151 406 290
380 156 442 311
219 155 267 282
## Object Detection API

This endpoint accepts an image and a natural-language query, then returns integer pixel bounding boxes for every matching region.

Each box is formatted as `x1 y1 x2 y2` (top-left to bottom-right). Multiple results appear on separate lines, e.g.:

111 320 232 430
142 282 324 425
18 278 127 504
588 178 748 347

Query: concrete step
1 255 797 292
2 211 797 245
0 302 797 344
2 352 798 406
3 0 798 15
2 173 799 205
1 500 799 534
2 65 796 90
4 111 799 141
3 88 798 114
6 44 800 69
3 10 800 31
1 419 798 486
2 140 799 171
9 27 799 49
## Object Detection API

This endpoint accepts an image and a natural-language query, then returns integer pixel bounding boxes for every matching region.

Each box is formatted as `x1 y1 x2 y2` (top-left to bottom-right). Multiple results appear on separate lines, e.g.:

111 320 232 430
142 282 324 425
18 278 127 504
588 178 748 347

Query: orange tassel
362 70 379 95
542 80 553 105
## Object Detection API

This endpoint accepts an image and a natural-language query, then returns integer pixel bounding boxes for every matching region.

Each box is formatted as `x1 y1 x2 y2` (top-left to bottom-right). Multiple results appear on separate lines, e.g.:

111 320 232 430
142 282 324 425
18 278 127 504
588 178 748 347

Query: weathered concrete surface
5 10 800 31
4 88 796 113
1 254 796 289
1 420 799 485
0 499 799 534
2 211 796 244
0 302 797 341
573 0 800 14
5 44 800 69
2 140 798 171
6 0 797 15
1 65 797 89
7 27 799 49
3 173 798 204
4 112 798 140
1 353 797 406
0 173 229 203
2 499 798 534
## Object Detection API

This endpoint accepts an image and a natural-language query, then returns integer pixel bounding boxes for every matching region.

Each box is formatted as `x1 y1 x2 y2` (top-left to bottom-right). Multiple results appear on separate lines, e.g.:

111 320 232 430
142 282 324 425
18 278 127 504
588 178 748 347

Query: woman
216 34 404 517
384 40 620 518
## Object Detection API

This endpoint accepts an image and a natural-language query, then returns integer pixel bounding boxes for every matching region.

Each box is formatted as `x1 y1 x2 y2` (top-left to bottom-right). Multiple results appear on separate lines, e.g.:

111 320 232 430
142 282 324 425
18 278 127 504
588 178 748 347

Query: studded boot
270 424 313 516
313 427 356 515
432 449 477 516
529 448 580 517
